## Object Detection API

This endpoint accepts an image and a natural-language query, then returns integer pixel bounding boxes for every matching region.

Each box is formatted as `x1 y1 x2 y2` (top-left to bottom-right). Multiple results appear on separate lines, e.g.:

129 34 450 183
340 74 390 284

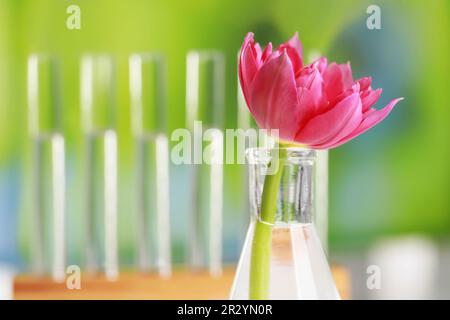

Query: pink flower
239 32 403 149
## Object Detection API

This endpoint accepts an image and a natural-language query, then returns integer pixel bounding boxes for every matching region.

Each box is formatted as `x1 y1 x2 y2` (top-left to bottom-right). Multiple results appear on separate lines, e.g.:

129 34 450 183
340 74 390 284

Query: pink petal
261 42 272 62
313 57 328 74
283 46 303 76
357 77 372 91
295 92 362 145
361 88 382 112
311 98 362 149
239 32 260 107
287 32 303 57
326 82 360 113
296 65 316 88
275 33 303 75
296 87 327 129
323 97 403 149
296 67 327 120
267 49 282 62
249 52 299 141
340 63 354 88
254 42 262 61
323 62 354 98
362 107 377 117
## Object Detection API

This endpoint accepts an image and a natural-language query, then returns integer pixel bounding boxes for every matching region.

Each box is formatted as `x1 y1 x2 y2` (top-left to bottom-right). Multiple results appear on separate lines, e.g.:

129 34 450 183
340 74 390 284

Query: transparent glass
230 148 340 300
186 51 225 129
27 54 66 281
81 54 116 132
129 53 171 277
186 51 225 276
80 55 118 280
83 130 118 280
129 53 167 134
28 54 62 135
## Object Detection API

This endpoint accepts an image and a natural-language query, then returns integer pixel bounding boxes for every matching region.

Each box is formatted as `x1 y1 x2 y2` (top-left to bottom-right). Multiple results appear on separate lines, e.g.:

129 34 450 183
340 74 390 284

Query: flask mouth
247 147 316 225
246 147 316 165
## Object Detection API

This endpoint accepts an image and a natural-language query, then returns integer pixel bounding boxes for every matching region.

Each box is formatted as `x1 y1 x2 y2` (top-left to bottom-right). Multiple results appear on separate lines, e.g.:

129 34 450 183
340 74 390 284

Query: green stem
249 147 286 299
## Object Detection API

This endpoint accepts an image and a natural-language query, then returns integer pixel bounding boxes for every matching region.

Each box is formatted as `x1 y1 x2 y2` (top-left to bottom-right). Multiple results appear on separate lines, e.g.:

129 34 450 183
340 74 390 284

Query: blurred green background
0 0 449 272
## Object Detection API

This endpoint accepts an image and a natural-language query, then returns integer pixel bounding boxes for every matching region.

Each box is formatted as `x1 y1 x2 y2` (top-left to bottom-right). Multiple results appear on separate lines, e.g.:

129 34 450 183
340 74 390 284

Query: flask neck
248 148 316 225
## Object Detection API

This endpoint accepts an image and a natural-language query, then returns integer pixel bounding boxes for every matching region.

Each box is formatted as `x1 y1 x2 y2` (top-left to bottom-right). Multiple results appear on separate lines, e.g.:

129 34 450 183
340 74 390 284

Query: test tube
129 53 171 277
186 51 224 276
80 55 118 280
27 54 66 282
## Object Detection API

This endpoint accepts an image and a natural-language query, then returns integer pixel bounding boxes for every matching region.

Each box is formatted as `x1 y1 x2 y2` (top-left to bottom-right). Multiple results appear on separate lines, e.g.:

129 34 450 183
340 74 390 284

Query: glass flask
230 148 340 300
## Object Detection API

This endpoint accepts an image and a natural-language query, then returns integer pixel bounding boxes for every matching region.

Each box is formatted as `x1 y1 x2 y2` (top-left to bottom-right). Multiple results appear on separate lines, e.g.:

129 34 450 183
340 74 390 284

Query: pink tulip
239 32 403 149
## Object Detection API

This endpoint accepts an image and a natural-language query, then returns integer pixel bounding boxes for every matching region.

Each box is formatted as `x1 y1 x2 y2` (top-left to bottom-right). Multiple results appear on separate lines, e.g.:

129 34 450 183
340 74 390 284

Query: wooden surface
14 266 350 300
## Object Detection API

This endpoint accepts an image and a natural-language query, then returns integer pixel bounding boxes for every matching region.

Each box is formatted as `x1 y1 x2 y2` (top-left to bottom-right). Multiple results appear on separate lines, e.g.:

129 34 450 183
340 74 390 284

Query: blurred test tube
186 51 224 276
129 53 171 277
27 54 66 282
80 55 118 280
